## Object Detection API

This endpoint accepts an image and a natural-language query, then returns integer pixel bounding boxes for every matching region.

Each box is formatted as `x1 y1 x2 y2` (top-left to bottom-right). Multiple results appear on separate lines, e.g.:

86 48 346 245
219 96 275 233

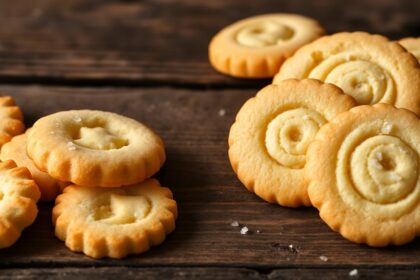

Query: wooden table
0 0 419 279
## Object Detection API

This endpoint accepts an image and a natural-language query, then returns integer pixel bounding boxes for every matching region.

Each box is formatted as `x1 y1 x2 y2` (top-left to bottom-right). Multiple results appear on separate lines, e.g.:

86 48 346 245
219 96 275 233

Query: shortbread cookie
399 37 420 62
209 14 325 78
306 104 420 246
273 32 420 113
0 96 25 148
0 160 40 249
52 179 177 259
27 110 165 187
228 79 356 207
1 133 67 201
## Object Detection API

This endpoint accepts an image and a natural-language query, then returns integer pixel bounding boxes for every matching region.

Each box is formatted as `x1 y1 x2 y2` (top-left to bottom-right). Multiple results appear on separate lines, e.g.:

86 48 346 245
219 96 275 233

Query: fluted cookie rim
0 96 25 148
27 110 166 187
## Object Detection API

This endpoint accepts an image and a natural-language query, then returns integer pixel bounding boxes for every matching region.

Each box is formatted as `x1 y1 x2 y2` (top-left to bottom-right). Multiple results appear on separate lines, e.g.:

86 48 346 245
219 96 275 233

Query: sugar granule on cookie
52 179 177 259
228 79 356 207
1 133 67 201
0 160 40 249
209 14 325 78
0 96 25 148
27 110 166 187
306 104 420 246
273 32 420 114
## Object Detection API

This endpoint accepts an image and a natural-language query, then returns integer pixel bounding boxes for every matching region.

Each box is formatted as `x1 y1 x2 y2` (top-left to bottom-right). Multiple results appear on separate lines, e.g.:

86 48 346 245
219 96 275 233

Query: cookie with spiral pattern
306 104 420 246
399 37 420 62
228 79 356 207
273 32 420 113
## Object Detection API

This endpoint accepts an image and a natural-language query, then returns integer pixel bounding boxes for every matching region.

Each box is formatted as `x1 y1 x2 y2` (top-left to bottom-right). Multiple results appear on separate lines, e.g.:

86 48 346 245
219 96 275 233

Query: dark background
0 0 419 279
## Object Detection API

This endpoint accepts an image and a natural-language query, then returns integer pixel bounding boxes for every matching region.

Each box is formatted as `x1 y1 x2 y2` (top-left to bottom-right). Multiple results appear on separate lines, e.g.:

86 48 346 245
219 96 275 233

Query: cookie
228 79 356 207
209 14 325 78
273 32 420 113
52 179 177 259
0 96 25 148
27 110 165 187
306 104 420 246
0 160 40 249
1 132 67 201
399 37 420 62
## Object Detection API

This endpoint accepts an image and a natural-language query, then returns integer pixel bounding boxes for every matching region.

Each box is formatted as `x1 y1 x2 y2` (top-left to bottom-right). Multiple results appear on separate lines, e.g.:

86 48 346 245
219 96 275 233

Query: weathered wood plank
0 85 418 268
0 0 418 85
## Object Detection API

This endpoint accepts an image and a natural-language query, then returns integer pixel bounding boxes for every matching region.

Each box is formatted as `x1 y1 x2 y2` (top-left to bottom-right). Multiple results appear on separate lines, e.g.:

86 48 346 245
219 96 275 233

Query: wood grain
0 0 418 85
0 85 418 269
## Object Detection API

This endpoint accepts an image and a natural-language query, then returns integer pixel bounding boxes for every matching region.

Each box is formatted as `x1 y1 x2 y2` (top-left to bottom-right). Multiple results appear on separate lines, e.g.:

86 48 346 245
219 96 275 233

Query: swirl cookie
1 133 67 201
228 79 356 207
209 14 325 78
273 32 420 113
27 110 165 187
0 96 25 148
399 37 420 62
0 160 40 249
52 179 177 259
306 104 420 246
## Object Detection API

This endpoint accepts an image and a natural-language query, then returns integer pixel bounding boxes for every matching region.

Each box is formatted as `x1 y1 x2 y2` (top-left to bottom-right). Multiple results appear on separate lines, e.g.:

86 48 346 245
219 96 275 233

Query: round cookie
273 32 420 113
1 133 67 201
0 96 25 148
228 79 356 207
27 110 165 187
0 160 40 249
306 104 420 246
209 14 325 78
399 37 420 62
52 179 177 259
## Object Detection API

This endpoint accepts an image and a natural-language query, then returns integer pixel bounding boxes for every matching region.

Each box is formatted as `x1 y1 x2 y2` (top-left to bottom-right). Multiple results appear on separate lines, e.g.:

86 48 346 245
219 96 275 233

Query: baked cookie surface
52 179 177 259
273 32 420 113
228 79 356 207
0 160 40 249
27 110 165 187
1 133 66 201
209 14 325 78
399 37 420 62
0 96 25 148
306 104 420 246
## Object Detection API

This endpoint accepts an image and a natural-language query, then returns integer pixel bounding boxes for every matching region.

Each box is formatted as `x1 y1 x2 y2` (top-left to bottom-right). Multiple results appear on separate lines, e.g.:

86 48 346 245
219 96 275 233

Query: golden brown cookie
0 160 40 249
228 79 356 207
399 37 420 62
209 14 325 78
52 179 177 259
306 104 420 246
1 133 67 201
273 32 420 113
27 110 165 187
0 96 25 148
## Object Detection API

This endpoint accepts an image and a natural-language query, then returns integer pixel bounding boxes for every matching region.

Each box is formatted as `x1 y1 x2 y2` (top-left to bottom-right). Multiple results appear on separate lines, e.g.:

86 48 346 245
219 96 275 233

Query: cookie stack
0 108 177 259
214 14 420 246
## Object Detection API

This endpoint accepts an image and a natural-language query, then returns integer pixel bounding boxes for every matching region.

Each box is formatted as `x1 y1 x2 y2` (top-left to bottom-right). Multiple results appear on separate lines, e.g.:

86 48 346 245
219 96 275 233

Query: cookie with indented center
27 110 165 187
0 96 25 148
306 104 420 246
228 79 356 207
1 132 68 201
52 179 177 259
0 160 40 249
273 32 420 113
209 14 325 78
399 37 420 62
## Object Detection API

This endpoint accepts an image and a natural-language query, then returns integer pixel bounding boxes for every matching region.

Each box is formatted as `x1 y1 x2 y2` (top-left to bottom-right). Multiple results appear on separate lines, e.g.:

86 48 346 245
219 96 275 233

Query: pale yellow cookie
273 32 420 113
0 160 40 249
399 37 420 62
1 133 67 201
0 96 25 148
27 110 165 187
228 79 356 207
52 179 177 259
306 104 420 246
209 14 325 78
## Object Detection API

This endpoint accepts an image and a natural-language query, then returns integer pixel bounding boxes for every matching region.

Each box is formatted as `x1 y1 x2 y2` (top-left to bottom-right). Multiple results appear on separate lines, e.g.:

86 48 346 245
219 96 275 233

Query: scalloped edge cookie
399 37 420 62
0 96 25 148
